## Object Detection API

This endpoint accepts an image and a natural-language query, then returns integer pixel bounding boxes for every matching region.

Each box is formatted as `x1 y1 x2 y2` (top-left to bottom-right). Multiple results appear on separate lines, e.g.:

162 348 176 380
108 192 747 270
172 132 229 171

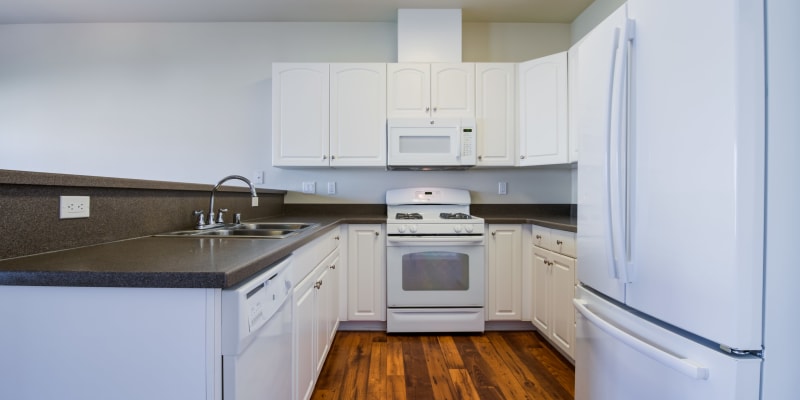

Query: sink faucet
196 175 259 229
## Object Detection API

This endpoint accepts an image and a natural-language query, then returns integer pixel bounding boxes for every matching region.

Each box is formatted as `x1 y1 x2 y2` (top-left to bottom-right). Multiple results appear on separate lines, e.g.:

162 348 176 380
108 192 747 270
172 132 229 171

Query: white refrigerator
574 1 768 399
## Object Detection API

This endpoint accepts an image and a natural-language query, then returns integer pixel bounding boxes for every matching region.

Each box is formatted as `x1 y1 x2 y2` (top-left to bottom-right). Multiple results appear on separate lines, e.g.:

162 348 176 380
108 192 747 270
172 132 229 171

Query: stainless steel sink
155 222 318 239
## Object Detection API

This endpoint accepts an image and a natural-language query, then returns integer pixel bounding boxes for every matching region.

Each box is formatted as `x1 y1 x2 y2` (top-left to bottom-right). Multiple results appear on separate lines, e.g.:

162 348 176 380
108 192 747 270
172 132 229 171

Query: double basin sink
156 222 318 239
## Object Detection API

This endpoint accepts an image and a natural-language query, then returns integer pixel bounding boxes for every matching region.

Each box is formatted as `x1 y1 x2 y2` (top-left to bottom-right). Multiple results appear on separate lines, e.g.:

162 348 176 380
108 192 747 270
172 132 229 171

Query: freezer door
624 0 765 350
575 4 630 302
574 286 761 400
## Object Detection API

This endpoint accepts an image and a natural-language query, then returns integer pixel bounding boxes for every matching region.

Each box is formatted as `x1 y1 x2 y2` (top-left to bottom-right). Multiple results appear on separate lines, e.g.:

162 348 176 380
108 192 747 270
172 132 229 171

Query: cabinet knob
556 240 563 245
375 231 380 236
425 107 431 113
478 155 483 161
334 236 340 240
433 107 438 112
491 231 496 236
520 155 526 160
314 281 322 289
322 155 328 160
331 155 336 160
535 234 542 239
329 264 336 270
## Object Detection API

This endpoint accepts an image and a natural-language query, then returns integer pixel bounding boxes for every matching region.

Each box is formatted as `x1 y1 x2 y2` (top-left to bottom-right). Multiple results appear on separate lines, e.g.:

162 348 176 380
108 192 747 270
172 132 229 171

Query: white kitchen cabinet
273 63 386 167
329 63 387 166
487 224 523 320
529 225 577 360
517 52 569 166
347 224 386 321
567 45 579 163
475 63 517 167
292 228 341 400
272 63 330 167
387 63 475 119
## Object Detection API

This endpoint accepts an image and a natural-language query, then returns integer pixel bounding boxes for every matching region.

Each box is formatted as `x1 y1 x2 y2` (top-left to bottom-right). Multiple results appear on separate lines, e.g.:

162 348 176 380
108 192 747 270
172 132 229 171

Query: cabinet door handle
478 155 483 161
556 240 563 245
433 106 438 112
375 231 380 236
322 155 328 160
425 106 431 112
334 235 340 240
491 231 496 236
535 234 542 239
331 155 336 160
314 280 323 289
329 264 336 270
520 155 526 159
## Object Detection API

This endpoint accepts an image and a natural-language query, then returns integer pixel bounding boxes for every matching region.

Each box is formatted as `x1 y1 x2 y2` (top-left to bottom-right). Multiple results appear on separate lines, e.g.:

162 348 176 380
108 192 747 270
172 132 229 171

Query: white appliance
385 187 485 332
574 1 768 399
386 118 477 170
221 257 293 400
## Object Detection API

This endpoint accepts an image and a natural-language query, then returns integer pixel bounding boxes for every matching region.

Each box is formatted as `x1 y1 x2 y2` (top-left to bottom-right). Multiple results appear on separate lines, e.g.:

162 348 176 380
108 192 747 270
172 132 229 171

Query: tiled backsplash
0 170 286 260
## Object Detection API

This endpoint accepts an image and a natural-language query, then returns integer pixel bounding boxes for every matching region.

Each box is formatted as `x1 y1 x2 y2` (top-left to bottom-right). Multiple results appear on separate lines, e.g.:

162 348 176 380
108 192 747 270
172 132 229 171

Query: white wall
0 21 572 204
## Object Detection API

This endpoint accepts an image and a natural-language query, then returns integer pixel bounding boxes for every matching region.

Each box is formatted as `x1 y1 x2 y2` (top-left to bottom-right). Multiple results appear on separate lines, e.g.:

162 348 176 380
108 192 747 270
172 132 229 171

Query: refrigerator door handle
574 299 710 380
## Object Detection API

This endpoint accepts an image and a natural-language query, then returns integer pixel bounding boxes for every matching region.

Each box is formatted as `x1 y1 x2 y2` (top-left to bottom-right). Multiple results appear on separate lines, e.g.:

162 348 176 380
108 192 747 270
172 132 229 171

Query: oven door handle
386 236 485 245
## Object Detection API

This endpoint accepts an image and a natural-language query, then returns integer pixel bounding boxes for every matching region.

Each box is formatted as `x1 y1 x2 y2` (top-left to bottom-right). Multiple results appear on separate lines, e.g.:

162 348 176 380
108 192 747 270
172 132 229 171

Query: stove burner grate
439 212 472 220
395 212 423 220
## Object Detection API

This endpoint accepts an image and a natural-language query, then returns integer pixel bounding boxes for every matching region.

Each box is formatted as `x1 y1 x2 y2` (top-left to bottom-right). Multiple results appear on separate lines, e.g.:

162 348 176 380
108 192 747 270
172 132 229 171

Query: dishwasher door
221 257 293 400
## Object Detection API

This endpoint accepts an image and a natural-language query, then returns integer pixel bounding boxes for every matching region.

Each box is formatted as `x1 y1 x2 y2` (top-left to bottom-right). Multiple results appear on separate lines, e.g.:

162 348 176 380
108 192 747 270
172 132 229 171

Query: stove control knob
453 225 463 233
397 225 407 233
465 225 474 233
408 224 418 233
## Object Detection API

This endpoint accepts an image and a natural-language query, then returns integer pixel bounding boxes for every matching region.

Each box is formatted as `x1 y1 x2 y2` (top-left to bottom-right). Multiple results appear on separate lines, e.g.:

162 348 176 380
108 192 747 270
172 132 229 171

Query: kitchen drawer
530 225 576 258
531 225 552 249
292 227 341 282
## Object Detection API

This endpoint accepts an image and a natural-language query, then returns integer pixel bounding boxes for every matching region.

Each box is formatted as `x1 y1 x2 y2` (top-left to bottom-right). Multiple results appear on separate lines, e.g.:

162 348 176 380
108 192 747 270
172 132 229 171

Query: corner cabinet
293 228 341 400
347 224 386 321
272 63 387 167
475 63 517 167
387 63 475 119
487 224 523 320
529 225 577 360
518 52 569 166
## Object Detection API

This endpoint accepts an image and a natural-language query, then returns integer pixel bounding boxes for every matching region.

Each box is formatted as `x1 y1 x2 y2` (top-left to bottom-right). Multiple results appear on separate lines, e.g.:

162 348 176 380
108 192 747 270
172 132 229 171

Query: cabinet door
330 64 387 166
321 250 340 348
550 251 576 358
487 225 522 320
347 225 386 321
272 63 330 166
314 265 332 375
431 63 475 118
476 63 516 166
518 52 568 166
293 274 317 400
387 63 430 118
531 246 552 334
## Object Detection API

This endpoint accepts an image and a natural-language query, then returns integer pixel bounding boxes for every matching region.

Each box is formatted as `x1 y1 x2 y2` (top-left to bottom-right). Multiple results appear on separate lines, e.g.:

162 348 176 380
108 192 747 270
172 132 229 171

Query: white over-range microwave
386 118 476 170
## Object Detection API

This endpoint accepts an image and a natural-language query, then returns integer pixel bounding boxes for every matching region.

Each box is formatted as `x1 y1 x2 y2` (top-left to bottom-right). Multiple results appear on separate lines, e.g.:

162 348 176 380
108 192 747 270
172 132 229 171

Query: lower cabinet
487 224 523 320
529 226 577 360
347 224 386 321
293 229 341 400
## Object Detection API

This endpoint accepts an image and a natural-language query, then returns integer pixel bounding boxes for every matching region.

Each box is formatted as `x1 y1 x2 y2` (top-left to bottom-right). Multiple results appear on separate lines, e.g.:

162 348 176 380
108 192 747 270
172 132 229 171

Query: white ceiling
0 0 594 24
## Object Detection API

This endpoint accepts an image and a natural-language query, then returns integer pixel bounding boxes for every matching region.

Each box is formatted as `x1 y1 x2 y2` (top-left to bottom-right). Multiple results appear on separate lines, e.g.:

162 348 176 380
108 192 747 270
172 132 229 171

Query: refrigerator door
624 0 765 351
574 286 761 400
575 4 630 303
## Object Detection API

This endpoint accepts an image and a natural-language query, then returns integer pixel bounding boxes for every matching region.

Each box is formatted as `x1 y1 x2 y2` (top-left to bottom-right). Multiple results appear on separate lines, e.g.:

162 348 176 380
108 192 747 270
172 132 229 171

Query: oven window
401 251 469 291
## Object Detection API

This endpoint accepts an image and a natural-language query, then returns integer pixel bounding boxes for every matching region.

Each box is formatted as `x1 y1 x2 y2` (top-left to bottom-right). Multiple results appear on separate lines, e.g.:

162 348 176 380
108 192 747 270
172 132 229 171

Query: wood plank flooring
311 330 575 400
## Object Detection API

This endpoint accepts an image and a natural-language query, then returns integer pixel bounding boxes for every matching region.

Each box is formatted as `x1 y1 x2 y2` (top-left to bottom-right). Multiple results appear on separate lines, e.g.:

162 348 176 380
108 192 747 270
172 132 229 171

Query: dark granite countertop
0 208 575 289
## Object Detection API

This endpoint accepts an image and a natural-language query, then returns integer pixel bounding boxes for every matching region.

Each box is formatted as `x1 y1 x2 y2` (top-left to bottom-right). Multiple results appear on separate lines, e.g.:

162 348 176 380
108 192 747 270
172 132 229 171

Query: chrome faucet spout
198 175 259 229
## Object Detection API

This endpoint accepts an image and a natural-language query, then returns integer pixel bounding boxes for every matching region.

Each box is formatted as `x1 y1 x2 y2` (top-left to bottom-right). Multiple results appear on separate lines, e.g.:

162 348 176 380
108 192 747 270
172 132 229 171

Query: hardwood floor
311 330 575 400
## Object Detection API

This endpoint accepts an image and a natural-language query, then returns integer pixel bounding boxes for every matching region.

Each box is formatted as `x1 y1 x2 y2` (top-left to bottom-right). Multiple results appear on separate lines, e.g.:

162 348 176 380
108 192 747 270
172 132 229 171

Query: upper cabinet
475 63 517 167
272 63 330 167
273 63 387 167
517 52 569 166
330 64 387 166
387 63 475 119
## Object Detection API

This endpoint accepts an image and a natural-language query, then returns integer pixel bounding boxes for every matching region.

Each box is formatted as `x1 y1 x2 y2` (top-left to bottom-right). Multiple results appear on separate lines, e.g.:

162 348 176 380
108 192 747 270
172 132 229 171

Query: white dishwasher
221 256 293 400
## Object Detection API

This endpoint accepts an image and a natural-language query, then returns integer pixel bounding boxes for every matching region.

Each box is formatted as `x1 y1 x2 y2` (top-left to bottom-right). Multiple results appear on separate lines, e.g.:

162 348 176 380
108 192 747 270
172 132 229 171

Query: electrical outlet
302 182 316 194
60 196 90 219
252 170 264 185
327 182 336 195
498 182 508 195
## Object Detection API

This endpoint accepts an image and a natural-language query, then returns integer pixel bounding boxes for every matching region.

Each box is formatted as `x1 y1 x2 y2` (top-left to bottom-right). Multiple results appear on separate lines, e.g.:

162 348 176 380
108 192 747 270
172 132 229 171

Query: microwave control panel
460 120 476 165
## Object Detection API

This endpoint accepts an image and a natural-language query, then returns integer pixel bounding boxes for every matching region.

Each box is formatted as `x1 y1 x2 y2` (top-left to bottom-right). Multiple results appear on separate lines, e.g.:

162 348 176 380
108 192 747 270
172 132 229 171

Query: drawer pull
556 240 563 245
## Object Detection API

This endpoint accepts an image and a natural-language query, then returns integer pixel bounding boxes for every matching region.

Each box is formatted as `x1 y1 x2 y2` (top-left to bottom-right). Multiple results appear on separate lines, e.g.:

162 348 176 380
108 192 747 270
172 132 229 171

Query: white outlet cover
60 195 90 219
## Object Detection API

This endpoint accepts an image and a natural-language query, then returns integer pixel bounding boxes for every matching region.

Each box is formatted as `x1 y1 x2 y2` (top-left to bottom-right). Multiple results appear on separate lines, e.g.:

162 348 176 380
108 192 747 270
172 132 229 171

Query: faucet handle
216 208 229 224
193 210 206 227
234 213 242 224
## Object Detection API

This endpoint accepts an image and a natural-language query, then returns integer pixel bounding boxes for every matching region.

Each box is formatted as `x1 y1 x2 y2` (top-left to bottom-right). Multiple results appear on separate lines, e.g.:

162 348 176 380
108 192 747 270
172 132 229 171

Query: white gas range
385 187 486 333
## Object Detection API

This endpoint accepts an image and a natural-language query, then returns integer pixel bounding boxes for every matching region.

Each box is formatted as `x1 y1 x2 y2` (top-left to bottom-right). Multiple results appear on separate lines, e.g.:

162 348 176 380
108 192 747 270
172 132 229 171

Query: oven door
386 236 485 307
